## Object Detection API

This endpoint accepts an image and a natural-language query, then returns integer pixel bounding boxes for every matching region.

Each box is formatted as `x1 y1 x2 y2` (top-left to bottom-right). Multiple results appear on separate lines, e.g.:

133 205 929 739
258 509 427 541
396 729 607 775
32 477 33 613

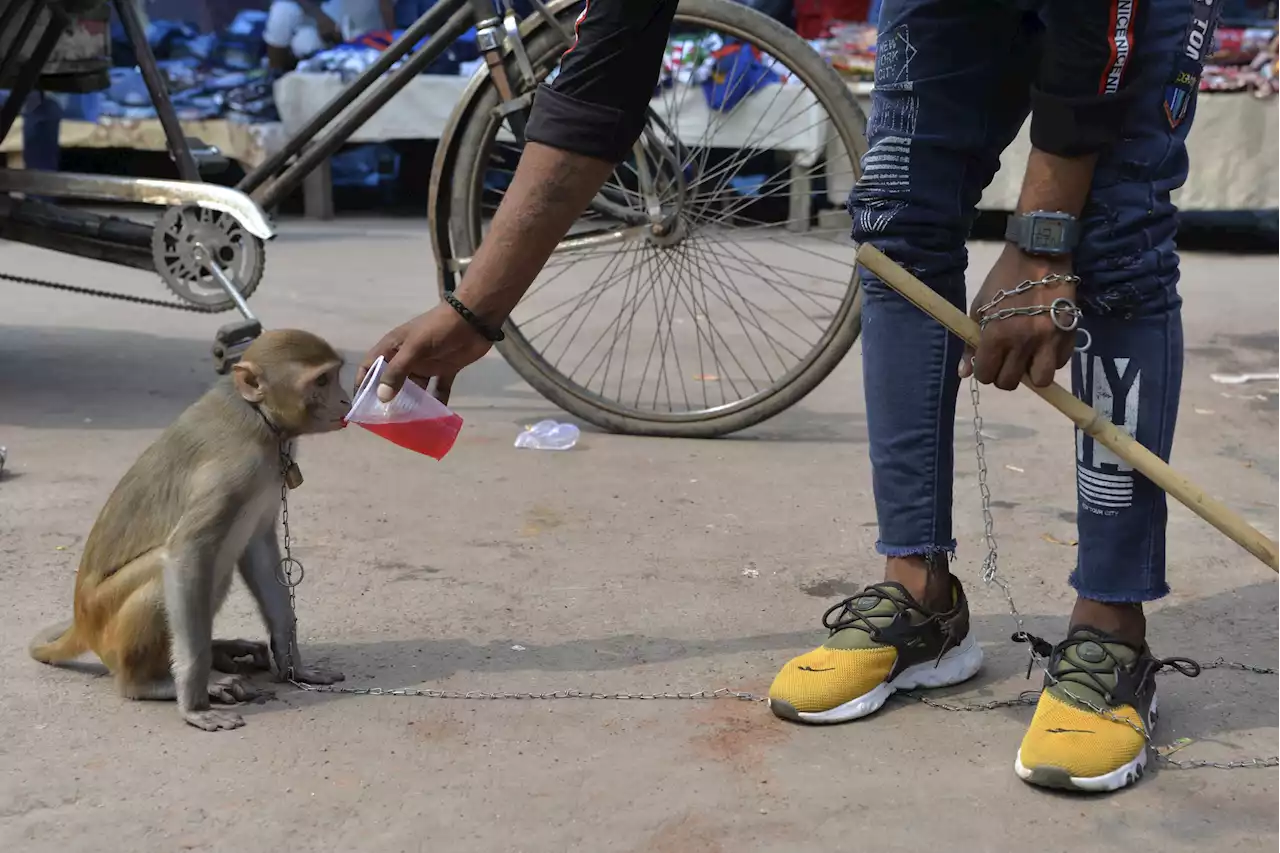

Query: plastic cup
345 356 463 460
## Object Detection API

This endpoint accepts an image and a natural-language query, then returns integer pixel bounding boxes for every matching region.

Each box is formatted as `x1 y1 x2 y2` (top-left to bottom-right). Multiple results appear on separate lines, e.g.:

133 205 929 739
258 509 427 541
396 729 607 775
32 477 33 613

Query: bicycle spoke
460 6 867 422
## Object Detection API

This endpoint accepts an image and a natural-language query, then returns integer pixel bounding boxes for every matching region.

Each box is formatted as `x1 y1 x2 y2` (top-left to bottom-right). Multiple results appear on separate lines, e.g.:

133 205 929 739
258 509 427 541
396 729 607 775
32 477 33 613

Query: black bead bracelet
444 292 505 342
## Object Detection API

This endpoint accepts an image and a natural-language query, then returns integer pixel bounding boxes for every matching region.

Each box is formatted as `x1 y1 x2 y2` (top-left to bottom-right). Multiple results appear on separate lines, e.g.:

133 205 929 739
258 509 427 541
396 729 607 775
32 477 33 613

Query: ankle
1071 597 1146 646
884 554 953 611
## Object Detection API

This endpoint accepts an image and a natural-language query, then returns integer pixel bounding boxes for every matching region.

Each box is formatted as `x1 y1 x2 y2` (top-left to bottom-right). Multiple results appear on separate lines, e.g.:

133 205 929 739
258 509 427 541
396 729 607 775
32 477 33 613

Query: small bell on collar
283 460 304 490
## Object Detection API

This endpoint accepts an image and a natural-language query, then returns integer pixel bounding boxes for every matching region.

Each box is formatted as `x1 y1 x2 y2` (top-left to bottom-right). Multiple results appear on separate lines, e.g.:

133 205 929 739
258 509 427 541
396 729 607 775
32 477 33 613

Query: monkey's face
289 359 352 435
234 357 351 436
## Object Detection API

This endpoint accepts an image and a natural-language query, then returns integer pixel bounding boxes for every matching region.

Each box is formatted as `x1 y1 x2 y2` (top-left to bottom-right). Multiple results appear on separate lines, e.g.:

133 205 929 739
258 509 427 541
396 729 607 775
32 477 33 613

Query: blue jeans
850 0 1216 603
21 91 65 172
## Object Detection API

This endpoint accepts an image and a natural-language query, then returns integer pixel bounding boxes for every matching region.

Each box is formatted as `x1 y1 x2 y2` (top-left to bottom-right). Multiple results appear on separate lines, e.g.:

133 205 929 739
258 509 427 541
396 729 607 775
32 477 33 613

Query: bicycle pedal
212 319 262 374
214 318 262 346
187 137 231 176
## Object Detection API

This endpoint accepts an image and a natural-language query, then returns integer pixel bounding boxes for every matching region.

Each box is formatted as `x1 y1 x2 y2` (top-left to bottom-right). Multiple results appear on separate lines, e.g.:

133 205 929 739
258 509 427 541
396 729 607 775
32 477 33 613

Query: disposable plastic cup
345 356 463 460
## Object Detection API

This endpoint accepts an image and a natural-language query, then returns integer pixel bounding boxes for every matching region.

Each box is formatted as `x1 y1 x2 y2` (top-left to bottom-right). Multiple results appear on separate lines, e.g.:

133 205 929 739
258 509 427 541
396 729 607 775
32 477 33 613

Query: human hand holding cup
345 356 463 460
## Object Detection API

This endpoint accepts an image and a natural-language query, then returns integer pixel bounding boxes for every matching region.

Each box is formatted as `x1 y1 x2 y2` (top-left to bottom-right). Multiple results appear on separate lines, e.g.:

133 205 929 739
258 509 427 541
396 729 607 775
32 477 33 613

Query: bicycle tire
447 0 867 438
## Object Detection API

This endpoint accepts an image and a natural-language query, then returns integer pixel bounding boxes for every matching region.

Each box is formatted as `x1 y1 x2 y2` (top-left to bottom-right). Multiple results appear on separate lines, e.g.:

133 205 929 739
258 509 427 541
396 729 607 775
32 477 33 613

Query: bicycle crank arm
447 224 651 273
0 169 275 240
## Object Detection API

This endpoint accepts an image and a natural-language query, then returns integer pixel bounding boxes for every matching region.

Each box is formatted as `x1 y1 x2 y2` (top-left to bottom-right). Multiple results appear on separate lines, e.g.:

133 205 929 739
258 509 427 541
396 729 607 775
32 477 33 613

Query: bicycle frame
1 0 561 206
240 0 497 211
3 0 677 308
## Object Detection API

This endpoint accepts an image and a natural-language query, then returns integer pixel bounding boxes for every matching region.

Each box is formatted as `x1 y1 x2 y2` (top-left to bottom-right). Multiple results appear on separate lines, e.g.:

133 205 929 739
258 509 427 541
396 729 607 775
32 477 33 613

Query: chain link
290 683 766 702
274 441 762 703
975 274 1092 353
0 269 209 311
264 383 1275 772
966 370 1276 771
277 440 301 683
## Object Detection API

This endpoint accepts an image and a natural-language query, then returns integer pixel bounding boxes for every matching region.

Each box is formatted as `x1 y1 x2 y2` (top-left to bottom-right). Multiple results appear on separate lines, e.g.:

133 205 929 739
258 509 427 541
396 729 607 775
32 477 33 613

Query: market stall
273 14 1278 219
2 9 287 173
0 114 285 170
817 18 1280 213
5 4 1276 219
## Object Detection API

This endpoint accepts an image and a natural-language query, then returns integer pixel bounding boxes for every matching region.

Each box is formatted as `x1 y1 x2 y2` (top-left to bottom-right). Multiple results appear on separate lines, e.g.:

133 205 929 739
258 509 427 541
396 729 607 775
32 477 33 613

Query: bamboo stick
855 242 1279 574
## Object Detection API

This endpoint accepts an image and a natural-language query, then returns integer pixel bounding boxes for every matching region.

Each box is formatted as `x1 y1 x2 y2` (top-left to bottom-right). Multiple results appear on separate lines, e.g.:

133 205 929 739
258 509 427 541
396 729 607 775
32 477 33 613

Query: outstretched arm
359 0 679 401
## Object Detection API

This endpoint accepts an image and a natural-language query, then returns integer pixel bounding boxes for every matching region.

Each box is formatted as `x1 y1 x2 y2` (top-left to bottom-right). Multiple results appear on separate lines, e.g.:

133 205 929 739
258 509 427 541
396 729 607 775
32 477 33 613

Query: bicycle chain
0 269 209 312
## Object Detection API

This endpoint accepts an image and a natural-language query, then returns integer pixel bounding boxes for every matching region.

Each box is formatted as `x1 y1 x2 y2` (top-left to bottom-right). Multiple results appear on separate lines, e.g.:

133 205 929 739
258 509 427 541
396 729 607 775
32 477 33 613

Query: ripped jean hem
876 540 957 558
1069 572 1170 604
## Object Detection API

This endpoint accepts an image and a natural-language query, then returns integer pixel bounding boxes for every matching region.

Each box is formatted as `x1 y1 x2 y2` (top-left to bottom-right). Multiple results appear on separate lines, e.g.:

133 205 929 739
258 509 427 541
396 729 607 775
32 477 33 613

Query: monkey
30 329 350 732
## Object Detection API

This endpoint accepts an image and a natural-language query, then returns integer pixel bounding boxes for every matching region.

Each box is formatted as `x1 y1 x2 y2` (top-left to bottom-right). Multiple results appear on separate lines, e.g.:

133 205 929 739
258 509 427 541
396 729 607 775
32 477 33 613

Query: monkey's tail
29 620 87 665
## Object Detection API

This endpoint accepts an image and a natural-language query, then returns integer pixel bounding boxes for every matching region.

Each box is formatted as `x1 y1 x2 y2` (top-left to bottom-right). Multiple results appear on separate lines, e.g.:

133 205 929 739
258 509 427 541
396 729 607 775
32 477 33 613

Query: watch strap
1005 211 1080 255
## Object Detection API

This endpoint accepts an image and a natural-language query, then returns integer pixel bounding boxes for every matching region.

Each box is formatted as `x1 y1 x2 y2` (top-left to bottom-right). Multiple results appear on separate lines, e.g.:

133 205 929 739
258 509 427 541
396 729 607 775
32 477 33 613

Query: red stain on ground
640 813 725 853
406 711 468 742
688 698 791 771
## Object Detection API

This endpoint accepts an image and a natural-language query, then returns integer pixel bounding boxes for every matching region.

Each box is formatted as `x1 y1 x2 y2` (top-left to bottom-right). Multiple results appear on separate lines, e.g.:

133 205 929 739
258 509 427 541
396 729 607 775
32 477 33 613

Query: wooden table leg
787 154 811 234
303 156 334 220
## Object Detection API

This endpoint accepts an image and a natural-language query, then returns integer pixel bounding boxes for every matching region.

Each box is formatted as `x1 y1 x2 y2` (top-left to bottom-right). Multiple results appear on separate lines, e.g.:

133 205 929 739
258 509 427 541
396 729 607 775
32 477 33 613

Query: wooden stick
855 242 1279 574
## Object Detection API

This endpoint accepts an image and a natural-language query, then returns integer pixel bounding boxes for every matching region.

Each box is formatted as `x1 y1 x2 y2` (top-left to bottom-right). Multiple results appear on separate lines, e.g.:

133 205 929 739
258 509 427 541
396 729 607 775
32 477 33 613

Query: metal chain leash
965 297 1278 771
0 269 208 312
270 447 766 703
275 440 305 683
267 380 1276 770
975 273 1093 354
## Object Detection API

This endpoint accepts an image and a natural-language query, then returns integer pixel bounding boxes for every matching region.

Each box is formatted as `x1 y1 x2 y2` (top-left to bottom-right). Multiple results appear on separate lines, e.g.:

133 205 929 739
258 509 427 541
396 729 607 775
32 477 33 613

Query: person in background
359 0 1221 793
19 91 65 173
264 0 395 71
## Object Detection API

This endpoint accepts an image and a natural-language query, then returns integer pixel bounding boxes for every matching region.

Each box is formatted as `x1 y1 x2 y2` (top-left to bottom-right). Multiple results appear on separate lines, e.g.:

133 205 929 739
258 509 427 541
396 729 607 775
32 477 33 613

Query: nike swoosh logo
1045 728 1095 734
798 666 835 672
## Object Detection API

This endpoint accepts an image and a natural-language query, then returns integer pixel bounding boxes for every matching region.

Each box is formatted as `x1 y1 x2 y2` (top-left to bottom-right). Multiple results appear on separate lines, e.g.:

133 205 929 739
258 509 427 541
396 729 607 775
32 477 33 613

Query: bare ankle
884 554 952 611
1071 598 1146 646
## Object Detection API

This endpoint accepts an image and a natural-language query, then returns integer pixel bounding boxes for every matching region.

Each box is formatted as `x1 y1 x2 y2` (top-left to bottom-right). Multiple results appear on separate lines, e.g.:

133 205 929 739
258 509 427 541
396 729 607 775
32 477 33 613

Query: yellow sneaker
769 577 982 724
1015 627 1202 792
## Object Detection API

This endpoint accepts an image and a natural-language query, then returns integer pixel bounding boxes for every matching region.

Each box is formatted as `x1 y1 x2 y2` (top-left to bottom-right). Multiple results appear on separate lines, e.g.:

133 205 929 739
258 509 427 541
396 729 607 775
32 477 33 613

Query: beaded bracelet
444 292 505 342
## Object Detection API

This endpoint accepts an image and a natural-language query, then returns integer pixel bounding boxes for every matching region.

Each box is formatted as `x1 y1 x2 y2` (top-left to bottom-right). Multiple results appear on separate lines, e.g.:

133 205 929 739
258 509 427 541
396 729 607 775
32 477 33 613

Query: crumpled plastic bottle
514 420 580 451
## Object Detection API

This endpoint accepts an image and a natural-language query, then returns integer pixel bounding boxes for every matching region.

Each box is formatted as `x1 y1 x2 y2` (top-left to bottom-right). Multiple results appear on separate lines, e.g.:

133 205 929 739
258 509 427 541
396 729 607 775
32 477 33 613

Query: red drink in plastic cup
345 356 463 460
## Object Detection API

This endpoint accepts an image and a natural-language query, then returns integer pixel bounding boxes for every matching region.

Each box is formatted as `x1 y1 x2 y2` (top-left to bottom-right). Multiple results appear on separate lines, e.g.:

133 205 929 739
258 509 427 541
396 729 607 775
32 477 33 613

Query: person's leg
264 0 309 71
1016 0 1219 793
21 91 64 172
768 0 1039 724
855 0 1041 609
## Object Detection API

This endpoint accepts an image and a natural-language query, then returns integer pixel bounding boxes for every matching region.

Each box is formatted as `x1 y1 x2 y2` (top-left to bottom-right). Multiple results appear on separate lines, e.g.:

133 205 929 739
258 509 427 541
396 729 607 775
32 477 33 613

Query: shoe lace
821 585 921 640
1015 630 1202 706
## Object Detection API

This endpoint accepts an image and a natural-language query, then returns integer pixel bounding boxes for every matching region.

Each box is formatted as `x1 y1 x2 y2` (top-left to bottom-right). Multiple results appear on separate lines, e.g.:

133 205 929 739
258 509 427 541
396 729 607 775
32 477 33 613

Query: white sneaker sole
1014 692 1158 793
769 633 984 725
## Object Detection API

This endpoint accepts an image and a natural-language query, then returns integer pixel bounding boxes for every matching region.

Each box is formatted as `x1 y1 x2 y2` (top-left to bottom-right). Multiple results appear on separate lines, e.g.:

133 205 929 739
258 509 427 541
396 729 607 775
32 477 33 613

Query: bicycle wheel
448 0 867 437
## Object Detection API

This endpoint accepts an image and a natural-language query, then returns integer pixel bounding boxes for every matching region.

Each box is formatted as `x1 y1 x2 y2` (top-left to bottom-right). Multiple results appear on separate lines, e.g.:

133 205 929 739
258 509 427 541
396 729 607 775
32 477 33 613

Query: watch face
1030 217 1067 252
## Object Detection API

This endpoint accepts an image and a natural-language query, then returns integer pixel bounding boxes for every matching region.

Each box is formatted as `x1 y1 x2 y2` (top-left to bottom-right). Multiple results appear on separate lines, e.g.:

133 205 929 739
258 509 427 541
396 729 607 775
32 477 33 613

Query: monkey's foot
183 708 245 732
208 673 265 704
212 639 271 673
289 666 345 686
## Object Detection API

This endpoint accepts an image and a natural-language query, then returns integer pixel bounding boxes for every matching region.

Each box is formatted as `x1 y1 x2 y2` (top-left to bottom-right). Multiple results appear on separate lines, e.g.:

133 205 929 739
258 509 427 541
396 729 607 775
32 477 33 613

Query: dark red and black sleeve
1031 0 1149 157
524 0 680 163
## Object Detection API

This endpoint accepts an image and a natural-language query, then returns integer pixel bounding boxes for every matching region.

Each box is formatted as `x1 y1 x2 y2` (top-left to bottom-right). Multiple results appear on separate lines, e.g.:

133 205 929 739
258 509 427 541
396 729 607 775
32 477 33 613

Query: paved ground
1 220 1276 853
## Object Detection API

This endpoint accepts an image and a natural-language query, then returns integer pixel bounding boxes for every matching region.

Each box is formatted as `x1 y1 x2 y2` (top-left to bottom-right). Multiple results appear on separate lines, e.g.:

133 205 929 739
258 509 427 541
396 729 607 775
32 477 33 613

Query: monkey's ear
231 360 267 404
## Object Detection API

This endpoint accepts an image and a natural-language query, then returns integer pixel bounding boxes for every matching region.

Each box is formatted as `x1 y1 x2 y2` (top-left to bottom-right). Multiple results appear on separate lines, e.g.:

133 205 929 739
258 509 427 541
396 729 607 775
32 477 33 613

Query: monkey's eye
316 373 329 387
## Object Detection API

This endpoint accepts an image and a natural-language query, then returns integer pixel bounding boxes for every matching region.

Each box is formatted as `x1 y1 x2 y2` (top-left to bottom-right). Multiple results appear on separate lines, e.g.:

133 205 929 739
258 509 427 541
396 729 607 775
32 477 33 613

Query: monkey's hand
288 665 345 686
212 638 272 674
269 633 345 684
208 673 268 704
